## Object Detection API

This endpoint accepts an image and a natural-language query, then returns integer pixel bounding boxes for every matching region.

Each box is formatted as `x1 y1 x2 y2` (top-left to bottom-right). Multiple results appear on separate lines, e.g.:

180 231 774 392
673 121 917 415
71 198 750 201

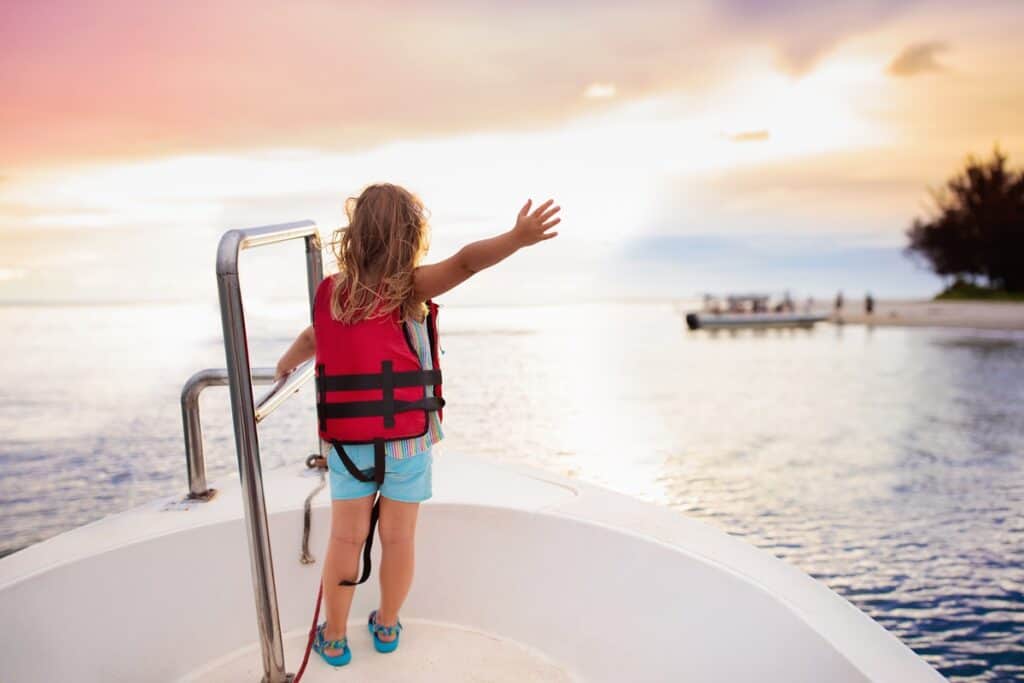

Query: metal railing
182 360 318 500
182 367 274 500
178 220 324 683
255 359 317 423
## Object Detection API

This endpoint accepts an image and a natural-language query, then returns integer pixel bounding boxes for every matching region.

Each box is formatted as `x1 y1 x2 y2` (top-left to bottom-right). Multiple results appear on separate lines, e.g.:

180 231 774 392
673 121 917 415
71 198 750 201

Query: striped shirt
384 315 444 459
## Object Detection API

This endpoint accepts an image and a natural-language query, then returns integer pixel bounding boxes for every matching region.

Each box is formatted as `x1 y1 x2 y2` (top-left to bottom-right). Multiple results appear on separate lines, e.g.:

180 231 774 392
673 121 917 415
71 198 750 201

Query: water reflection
0 302 1022 679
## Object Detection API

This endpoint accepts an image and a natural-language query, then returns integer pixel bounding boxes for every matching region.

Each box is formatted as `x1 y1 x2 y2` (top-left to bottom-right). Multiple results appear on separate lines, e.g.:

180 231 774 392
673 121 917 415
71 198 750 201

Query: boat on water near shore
685 293 828 330
0 224 940 682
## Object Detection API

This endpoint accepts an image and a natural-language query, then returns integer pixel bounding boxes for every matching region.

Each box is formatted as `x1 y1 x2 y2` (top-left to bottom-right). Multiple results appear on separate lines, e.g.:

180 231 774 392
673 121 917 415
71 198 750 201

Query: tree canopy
906 149 1024 293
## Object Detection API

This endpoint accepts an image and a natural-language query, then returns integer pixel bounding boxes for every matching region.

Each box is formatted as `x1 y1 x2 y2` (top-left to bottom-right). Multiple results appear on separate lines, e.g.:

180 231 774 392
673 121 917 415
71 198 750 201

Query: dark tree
906 149 1024 292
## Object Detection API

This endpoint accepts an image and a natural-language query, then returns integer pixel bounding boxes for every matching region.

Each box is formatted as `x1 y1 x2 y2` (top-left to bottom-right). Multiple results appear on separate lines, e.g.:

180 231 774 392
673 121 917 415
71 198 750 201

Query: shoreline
829 299 1024 331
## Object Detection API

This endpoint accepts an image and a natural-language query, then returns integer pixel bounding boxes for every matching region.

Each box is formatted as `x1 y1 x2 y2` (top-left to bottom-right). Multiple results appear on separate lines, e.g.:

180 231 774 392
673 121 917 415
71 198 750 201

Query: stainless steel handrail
254 359 316 423
216 220 323 683
181 367 276 500
182 359 318 501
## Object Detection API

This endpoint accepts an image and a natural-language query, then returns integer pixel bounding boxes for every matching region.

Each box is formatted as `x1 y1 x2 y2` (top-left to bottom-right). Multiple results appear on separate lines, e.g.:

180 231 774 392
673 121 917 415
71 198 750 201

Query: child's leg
321 494 375 652
376 497 420 640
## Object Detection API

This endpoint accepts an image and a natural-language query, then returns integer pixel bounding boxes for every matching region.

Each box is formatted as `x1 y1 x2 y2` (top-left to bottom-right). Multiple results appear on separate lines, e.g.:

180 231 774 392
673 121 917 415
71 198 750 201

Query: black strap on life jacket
318 368 442 392
319 397 445 421
316 361 444 432
335 439 386 586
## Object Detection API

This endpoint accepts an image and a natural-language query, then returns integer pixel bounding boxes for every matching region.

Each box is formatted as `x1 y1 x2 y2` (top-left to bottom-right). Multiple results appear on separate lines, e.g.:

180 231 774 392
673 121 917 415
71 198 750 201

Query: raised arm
413 198 560 301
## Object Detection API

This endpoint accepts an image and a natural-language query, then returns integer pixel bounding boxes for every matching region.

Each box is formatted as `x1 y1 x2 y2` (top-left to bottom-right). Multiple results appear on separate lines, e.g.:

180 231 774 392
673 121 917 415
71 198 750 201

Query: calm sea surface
1 301 1022 680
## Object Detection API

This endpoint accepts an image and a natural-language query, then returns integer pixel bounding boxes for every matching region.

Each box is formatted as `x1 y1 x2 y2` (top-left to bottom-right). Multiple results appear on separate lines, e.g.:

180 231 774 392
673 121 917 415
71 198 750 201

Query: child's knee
330 522 370 547
378 522 415 546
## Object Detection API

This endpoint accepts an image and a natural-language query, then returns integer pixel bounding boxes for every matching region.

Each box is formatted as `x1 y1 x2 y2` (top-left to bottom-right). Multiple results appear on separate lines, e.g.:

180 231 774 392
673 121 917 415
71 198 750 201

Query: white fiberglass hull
0 452 940 682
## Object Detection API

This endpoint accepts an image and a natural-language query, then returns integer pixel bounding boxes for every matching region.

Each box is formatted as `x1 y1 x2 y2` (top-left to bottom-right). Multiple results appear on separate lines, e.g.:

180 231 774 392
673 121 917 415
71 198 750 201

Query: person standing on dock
865 292 875 316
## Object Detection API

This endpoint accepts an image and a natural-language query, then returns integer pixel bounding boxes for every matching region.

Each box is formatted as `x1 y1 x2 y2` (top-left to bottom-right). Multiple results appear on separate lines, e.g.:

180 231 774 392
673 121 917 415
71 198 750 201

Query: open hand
512 199 560 247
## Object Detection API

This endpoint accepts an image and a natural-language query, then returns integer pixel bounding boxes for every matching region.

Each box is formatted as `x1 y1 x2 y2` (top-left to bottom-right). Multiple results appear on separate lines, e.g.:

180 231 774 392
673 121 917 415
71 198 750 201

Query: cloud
1 0 1021 181
887 41 949 77
0 0 943 168
714 0 923 74
727 130 770 142
584 83 617 99
0 1 728 168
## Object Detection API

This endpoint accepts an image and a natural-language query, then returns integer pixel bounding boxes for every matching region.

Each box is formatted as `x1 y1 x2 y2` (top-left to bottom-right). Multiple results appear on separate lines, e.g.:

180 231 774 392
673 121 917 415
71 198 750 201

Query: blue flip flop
313 622 352 667
368 610 403 653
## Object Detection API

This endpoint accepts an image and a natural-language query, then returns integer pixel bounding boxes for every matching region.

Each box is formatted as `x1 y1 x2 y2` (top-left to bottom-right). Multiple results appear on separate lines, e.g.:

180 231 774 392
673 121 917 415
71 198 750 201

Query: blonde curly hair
328 183 430 324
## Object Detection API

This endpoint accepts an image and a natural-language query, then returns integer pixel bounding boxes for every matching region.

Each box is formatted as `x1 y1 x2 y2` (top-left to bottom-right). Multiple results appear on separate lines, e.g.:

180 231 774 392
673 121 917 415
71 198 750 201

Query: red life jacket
313 275 444 446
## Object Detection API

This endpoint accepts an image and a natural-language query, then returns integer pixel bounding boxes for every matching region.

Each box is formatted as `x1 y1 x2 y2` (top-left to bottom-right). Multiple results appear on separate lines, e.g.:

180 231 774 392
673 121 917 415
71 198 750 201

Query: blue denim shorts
327 444 433 503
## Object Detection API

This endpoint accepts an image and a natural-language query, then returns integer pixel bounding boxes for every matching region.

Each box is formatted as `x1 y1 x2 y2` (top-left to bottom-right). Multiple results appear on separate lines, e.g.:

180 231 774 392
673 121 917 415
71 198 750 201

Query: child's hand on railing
274 362 293 382
511 199 560 247
276 325 316 381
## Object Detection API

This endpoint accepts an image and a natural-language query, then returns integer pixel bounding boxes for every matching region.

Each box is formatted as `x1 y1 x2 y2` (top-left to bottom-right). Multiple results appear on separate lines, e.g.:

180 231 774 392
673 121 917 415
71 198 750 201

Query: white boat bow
0 450 940 682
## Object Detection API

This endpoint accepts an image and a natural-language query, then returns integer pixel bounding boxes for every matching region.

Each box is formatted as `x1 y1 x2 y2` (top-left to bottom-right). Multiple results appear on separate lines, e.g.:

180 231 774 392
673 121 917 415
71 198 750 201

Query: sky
2 0 1023 303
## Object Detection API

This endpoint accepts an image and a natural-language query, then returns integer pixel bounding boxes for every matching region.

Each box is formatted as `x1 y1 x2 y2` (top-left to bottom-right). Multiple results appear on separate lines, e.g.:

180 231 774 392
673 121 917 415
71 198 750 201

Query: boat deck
185 620 573 682
0 451 942 682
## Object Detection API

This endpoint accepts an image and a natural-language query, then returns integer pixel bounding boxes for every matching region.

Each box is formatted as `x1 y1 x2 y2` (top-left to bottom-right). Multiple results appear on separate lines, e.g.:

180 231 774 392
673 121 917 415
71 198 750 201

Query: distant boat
685 293 827 330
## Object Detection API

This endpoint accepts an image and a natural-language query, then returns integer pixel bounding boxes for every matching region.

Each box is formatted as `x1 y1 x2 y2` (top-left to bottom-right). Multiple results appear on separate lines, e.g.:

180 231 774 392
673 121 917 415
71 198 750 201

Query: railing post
181 368 276 500
303 232 329 461
214 221 322 683
304 232 324 318
181 369 225 501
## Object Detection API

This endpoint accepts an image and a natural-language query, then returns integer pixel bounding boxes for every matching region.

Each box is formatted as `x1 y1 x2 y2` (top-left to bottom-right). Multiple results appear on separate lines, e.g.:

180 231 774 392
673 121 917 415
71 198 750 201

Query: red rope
292 581 323 683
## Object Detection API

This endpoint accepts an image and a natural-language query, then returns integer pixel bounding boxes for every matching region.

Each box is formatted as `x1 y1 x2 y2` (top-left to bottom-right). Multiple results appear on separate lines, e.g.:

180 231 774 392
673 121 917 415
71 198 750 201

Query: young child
275 183 560 667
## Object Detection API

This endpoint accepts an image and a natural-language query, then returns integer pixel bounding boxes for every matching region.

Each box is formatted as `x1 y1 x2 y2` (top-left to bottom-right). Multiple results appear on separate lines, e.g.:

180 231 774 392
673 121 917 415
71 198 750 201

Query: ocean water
1 300 1023 680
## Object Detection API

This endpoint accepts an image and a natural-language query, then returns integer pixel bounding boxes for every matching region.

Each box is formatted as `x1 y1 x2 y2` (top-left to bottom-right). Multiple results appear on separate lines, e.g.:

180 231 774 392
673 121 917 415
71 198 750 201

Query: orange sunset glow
2 1 1023 301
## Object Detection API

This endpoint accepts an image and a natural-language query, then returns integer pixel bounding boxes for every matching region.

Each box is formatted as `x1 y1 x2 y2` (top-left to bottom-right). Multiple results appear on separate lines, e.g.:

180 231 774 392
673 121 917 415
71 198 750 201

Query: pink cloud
1 0 1019 169
1 2 723 166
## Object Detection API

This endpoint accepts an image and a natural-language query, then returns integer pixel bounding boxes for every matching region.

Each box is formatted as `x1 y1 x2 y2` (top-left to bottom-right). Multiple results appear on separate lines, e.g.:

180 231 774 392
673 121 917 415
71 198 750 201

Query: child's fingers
531 199 554 217
519 199 532 217
541 231 559 240
541 217 561 229
539 205 560 222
